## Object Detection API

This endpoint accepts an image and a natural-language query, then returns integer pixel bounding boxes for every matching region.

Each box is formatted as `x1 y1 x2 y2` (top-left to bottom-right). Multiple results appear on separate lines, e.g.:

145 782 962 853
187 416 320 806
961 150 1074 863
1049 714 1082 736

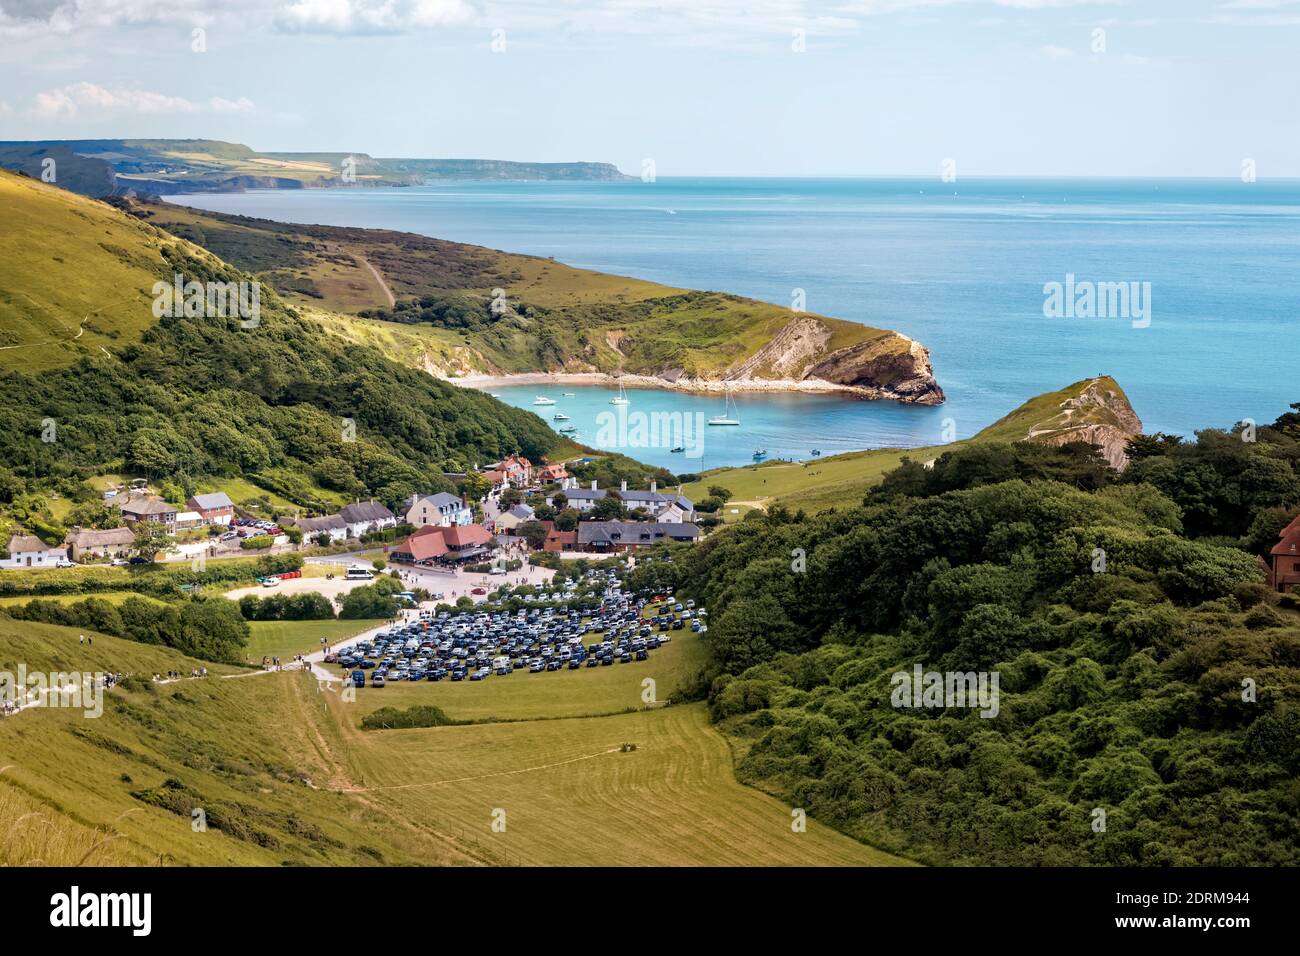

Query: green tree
518 520 549 550
131 521 176 562
591 496 626 520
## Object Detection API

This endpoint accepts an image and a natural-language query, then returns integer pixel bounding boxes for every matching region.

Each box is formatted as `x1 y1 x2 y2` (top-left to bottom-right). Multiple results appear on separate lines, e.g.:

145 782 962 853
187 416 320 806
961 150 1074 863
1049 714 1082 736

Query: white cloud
1039 43 1074 57
209 95 256 112
276 0 475 34
28 82 254 117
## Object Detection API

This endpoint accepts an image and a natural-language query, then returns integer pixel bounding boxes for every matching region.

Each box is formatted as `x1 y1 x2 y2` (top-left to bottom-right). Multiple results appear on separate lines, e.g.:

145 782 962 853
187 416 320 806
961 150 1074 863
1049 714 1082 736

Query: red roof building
391 523 494 565
1269 515 1300 591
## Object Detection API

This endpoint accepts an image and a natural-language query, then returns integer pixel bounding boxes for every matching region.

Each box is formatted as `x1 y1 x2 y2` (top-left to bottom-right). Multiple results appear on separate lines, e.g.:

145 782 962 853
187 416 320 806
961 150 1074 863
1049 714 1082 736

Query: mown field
0 618 906 866
245 618 385 664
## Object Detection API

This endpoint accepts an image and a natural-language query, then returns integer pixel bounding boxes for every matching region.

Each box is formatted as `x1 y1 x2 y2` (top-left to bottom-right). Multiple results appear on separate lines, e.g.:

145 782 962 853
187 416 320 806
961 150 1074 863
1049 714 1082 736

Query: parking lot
327 570 707 689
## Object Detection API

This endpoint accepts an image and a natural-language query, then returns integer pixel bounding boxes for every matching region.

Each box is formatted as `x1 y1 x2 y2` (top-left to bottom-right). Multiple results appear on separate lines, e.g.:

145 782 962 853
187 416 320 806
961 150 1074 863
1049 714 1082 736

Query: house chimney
650 480 657 494
621 479 627 492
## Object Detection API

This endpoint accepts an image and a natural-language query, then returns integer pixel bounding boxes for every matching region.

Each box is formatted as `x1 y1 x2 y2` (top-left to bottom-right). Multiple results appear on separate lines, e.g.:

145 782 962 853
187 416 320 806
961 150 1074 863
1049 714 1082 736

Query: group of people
153 668 207 681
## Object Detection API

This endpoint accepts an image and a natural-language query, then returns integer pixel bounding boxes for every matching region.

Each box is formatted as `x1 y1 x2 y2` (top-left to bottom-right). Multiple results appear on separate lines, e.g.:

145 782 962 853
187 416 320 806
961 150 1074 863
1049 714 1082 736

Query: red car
471 587 487 595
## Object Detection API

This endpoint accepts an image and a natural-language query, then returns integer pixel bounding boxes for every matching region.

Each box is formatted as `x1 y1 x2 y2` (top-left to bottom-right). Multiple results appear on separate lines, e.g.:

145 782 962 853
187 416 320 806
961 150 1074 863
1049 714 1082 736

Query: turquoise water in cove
172 178 1300 471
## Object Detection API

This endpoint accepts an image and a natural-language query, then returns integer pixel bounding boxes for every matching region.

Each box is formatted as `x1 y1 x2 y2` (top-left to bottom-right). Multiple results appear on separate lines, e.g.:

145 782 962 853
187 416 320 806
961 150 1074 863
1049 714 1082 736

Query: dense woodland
629 409 1300 865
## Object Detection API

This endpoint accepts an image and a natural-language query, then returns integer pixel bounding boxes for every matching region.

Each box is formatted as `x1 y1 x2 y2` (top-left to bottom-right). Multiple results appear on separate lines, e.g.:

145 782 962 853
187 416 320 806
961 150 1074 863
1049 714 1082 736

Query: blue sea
171 178 1300 471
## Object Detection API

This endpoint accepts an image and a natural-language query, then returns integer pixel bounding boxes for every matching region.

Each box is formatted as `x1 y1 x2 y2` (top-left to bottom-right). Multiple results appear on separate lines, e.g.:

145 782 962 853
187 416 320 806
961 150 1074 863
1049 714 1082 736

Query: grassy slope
131 201 902 381
0 174 169 372
683 376 1135 513
0 618 901 866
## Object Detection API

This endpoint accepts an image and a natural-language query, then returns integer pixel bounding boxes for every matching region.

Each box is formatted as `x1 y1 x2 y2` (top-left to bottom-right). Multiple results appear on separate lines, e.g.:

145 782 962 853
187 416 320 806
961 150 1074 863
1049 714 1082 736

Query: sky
0 0 1297 177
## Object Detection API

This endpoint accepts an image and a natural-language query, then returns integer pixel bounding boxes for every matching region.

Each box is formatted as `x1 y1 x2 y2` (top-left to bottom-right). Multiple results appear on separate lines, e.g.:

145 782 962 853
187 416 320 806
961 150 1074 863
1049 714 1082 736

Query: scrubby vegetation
639 411 1300 865
361 704 456 730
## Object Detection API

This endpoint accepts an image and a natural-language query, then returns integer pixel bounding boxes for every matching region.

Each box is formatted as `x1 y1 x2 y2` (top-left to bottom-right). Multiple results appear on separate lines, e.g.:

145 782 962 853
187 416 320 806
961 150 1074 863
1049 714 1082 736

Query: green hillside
0 169 581 527
683 376 1141 514
0 173 168 372
123 200 938 399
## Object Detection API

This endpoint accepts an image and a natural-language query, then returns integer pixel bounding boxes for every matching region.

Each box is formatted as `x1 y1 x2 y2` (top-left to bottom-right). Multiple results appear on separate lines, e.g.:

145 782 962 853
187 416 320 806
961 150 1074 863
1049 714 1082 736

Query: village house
65 527 135 562
339 500 397 538
2 533 69 569
612 480 695 523
488 454 533 489
575 520 701 553
538 462 568 484
1269 515 1300 591
495 503 535 532
404 492 473 528
186 492 235 525
119 496 178 529
546 479 607 513
295 514 348 544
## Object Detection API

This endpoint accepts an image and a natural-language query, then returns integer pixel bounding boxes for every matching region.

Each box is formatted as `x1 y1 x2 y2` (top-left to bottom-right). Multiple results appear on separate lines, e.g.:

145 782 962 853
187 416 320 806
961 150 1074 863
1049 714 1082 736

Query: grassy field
245 618 385 664
330 701 902 866
0 618 907 866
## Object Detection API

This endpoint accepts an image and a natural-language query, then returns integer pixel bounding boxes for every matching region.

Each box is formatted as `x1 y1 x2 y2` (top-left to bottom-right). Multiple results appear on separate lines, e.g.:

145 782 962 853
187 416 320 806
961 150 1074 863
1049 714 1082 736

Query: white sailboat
708 388 740 426
533 396 555 406
609 381 630 405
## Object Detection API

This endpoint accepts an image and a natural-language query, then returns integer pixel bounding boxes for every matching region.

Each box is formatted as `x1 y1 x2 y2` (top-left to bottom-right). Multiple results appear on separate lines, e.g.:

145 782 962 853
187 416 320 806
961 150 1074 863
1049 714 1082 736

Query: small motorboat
670 446 685 454
558 426 578 435
561 392 576 397
553 412 570 421
811 449 822 457
533 396 555 406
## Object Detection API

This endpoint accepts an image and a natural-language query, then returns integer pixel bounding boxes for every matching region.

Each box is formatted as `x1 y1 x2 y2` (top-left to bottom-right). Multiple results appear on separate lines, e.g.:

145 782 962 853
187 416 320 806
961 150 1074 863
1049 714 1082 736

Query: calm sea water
172 178 1300 470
